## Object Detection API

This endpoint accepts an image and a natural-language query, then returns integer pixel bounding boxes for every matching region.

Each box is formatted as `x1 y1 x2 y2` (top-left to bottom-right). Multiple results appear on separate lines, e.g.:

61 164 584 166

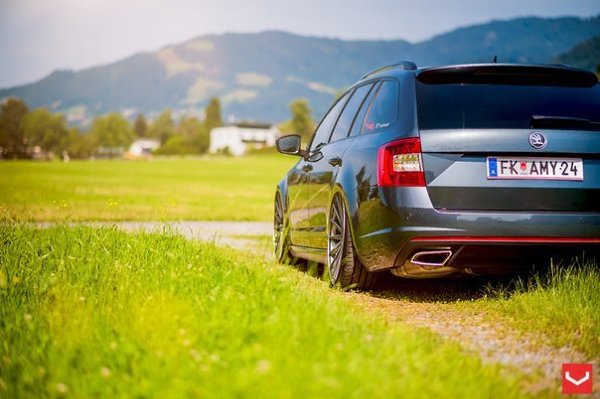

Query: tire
326 194 378 290
273 192 300 266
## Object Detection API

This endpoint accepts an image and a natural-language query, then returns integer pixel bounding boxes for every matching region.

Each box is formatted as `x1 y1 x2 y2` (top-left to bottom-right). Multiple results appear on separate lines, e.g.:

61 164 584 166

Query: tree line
0 96 315 160
0 97 223 159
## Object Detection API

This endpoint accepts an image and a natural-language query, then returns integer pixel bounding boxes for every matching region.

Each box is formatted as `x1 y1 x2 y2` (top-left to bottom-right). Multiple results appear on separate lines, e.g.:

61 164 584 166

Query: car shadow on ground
370 276 510 303
286 253 595 303
367 254 595 303
368 263 568 303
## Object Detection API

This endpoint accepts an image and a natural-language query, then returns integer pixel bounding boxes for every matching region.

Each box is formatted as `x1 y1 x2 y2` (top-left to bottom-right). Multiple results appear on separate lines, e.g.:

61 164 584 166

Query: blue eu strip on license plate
488 158 498 177
486 157 584 181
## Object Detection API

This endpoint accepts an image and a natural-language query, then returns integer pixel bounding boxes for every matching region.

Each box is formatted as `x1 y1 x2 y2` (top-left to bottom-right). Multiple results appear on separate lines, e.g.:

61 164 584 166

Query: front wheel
273 192 298 265
326 194 378 290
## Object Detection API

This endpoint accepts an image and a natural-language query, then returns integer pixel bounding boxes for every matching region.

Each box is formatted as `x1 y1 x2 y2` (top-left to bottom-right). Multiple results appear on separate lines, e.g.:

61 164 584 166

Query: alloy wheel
327 195 346 284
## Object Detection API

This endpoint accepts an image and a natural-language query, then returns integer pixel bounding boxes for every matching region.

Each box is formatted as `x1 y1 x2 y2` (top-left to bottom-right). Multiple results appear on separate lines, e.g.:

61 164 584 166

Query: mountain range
1 15 599 123
554 35 600 72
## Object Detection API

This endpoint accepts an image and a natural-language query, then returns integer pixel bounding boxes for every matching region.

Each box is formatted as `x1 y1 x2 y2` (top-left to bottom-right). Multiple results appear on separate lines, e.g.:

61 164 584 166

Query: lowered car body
274 62 600 289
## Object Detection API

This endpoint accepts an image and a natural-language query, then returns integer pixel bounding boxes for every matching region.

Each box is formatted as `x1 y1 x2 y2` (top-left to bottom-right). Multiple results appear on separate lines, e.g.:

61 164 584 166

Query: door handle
328 156 342 167
302 164 313 172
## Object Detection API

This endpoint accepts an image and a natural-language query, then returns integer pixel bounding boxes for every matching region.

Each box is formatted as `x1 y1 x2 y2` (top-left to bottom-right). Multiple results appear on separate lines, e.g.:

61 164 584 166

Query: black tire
273 192 300 266
326 194 378 290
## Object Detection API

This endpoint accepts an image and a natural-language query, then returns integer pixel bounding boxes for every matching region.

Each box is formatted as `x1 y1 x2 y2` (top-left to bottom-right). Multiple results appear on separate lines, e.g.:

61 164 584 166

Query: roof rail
361 61 417 79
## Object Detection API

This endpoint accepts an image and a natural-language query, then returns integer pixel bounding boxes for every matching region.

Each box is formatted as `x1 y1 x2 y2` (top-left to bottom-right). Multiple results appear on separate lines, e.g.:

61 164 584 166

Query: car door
295 91 353 249
286 157 313 248
308 82 377 249
287 92 350 248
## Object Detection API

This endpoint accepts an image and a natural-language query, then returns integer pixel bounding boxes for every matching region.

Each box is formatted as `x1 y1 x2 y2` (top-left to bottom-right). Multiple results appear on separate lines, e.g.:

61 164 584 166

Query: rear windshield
416 82 600 130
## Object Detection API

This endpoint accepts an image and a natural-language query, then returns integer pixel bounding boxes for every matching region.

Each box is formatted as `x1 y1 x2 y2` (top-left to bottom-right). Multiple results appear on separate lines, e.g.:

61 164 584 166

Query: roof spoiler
361 61 417 79
416 64 598 87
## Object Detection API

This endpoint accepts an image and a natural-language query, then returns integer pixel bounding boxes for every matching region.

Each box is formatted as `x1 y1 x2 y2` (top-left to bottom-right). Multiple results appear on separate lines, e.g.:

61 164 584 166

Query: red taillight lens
377 138 425 187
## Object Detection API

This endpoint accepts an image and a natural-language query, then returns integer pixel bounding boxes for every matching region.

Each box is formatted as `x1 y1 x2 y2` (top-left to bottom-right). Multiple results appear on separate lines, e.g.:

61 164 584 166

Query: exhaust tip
410 250 452 267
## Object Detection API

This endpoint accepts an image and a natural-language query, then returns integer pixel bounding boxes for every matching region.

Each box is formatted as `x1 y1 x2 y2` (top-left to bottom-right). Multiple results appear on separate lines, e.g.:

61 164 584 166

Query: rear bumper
392 235 600 278
353 188 600 273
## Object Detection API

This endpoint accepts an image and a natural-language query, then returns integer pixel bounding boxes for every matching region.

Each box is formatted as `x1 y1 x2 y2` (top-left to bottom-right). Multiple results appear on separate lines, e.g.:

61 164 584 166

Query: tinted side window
349 81 380 137
309 92 351 151
361 80 398 134
329 83 374 142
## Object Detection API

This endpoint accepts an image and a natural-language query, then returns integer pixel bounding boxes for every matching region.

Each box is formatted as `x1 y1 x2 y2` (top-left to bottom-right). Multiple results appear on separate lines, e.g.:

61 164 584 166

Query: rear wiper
530 115 600 131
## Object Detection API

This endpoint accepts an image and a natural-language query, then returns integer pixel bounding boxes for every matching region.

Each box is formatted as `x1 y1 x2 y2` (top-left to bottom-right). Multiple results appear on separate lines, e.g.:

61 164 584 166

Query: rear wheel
327 194 378 290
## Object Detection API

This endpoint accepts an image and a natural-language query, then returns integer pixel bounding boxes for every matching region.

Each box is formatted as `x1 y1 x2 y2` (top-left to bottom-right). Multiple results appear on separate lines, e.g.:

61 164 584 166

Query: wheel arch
275 176 289 213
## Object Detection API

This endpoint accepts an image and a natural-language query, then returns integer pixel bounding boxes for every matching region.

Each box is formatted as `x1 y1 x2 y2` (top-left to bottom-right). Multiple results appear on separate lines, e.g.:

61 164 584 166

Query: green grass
466 260 600 357
0 225 528 398
0 156 296 222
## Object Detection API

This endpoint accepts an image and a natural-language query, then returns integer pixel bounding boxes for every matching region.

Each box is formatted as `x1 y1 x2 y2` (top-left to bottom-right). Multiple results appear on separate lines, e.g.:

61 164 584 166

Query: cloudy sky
0 0 598 88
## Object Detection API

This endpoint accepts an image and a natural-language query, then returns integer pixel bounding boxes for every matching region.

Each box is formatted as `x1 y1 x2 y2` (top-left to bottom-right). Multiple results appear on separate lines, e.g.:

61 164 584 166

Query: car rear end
379 64 600 278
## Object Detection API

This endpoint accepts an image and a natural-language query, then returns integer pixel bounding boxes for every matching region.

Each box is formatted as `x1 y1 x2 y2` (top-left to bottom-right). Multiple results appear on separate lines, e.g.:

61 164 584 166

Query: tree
133 114 148 138
205 97 222 132
66 128 98 159
22 108 69 157
153 135 189 155
289 98 314 141
149 110 174 145
155 116 210 155
177 116 210 154
0 97 29 158
90 113 134 150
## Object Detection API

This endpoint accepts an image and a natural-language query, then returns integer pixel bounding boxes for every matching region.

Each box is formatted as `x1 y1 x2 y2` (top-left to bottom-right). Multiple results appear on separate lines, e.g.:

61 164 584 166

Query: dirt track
350 290 591 395
97 221 596 395
60 221 274 253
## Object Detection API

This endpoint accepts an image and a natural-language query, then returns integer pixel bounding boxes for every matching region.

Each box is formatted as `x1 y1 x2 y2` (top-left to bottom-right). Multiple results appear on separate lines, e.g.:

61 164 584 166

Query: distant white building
128 139 160 157
209 124 280 156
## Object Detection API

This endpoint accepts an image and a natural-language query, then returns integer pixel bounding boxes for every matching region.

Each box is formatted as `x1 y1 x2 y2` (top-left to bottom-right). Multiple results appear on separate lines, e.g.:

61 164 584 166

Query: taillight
377 138 425 187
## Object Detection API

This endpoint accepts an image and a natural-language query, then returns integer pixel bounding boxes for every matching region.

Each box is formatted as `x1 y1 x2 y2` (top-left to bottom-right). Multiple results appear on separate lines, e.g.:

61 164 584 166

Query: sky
0 0 599 88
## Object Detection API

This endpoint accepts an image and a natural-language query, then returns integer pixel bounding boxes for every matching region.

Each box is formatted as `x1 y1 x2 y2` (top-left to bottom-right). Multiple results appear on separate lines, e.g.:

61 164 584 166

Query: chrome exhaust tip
410 250 453 267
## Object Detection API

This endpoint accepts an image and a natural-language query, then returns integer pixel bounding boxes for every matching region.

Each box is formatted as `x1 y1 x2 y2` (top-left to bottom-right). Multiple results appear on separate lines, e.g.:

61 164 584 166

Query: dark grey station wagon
274 62 600 290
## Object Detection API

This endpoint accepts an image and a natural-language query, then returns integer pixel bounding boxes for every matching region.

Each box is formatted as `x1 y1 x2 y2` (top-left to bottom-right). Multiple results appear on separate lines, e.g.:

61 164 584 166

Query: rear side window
349 82 379 137
416 82 600 130
361 80 398 134
329 83 374 142
309 92 350 150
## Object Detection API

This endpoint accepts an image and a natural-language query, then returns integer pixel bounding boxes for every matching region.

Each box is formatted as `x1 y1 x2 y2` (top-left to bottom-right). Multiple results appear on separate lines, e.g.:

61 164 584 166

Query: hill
1 15 599 123
554 35 600 72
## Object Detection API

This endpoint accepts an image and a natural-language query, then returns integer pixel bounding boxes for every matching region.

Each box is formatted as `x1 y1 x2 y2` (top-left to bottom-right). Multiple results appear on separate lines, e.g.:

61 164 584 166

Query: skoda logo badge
529 132 547 149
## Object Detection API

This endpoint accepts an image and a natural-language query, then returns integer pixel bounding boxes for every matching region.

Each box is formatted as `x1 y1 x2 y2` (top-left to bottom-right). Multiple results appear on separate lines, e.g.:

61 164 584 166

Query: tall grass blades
0 225 525 398
480 258 599 357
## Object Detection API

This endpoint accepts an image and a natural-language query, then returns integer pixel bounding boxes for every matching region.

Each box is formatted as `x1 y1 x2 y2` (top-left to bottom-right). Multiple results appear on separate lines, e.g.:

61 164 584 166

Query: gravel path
349 292 595 395
53 221 274 255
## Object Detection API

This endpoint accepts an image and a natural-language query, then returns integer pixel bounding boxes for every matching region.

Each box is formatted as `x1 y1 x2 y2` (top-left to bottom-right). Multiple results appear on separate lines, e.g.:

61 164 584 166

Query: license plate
487 157 584 181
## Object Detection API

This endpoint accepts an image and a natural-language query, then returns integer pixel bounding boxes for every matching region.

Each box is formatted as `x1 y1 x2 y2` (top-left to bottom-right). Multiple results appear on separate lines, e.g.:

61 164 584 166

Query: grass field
469 260 600 357
0 156 295 222
2 156 598 396
0 225 527 398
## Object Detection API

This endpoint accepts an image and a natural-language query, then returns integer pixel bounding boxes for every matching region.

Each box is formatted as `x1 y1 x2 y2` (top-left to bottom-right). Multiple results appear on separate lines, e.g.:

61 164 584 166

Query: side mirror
276 135 305 157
